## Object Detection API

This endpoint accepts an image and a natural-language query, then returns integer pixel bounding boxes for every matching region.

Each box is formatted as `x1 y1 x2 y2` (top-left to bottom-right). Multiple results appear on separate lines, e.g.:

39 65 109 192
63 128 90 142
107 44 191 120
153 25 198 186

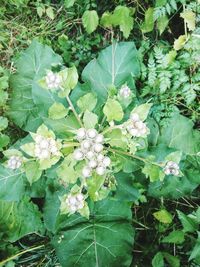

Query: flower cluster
45 71 62 89
126 113 148 137
73 128 111 177
66 193 85 213
7 156 22 170
164 161 180 176
119 84 131 98
34 135 60 159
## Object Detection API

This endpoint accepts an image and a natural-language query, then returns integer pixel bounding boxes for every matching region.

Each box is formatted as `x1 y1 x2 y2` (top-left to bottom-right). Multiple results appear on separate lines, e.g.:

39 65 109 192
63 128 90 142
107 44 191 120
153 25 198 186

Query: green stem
108 148 163 167
66 95 84 128
0 245 45 265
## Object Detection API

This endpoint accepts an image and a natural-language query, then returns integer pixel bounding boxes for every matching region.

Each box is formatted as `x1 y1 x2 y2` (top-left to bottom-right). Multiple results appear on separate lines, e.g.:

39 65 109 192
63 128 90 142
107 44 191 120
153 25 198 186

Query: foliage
0 0 200 267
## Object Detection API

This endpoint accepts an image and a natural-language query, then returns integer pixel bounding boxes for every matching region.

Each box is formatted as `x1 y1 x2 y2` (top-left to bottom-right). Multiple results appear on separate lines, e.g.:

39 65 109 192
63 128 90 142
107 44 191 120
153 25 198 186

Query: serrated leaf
46 6 55 20
112 6 134 38
181 10 196 31
163 253 180 267
105 129 127 149
131 103 152 121
82 10 99 34
48 102 68 120
141 7 154 33
64 0 75 8
153 209 172 224
189 232 200 261
0 134 10 150
162 230 185 244
157 15 169 35
177 210 198 233
103 99 123 122
83 110 98 129
77 93 97 112
174 35 187 51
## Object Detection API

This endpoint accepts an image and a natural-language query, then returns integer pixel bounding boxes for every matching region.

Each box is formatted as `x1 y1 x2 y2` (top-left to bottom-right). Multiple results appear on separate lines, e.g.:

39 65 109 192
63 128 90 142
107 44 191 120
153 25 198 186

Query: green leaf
0 164 25 201
77 93 97 112
52 199 134 267
24 161 42 185
48 102 68 120
103 99 123 122
82 42 140 102
111 6 134 38
56 155 80 185
141 8 154 33
180 10 196 31
174 35 187 51
163 253 180 267
157 15 169 35
162 230 185 244
0 134 10 150
0 116 8 131
159 112 200 155
46 6 55 20
177 210 198 233
105 129 127 149
189 232 200 261
8 40 62 131
64 0 75 8
152 252 164 267
100 12 113 28
82 10 99 34
0 197 43 242
131 103 152 121
153 209 172 224
142 163 164 182
83 110 98 129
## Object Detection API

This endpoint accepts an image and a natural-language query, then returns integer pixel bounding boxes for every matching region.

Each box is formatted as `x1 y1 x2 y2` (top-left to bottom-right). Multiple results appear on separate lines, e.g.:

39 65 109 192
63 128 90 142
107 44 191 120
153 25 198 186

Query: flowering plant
1 40 199 267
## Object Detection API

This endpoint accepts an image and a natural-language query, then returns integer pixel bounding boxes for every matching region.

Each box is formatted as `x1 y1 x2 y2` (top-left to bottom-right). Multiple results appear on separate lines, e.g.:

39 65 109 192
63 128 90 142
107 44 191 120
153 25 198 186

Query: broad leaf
162 230 185 244
8 40 62 131
152 252 164 267
52 199 134 267
177 210 198 233
82 42 140 102
0 164 26 201
0 197 43 242
82 10 99 34
103 99 124 122
153 209 172 224
141 8 154 33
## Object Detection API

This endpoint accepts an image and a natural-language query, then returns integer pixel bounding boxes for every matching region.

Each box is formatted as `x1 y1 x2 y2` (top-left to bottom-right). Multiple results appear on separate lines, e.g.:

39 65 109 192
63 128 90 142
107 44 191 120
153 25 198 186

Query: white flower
88 159 97 169
66 193 85 213
93 143 103 153
73 149 84 161
45 71 62 89
87 129 97 139
34 136 59 159
82 166 91 178
96 166 106 176
81 140 91 150
119 84 131 98
130 113 140 122
164 161 180 176
7 156 22 170
97 154 104 162
102 156 111 167
76 128 86 140
85 151 95 160
95 134 104 144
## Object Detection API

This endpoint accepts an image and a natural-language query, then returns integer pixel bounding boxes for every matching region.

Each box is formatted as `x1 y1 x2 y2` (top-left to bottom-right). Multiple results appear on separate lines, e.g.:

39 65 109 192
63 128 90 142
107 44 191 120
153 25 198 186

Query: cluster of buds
66 193 85 213
45 71 62 89
7 156 22 170
34 135 60 159
119 84 131 99
126 113 148 137
164 161 180 176
73 128 111 178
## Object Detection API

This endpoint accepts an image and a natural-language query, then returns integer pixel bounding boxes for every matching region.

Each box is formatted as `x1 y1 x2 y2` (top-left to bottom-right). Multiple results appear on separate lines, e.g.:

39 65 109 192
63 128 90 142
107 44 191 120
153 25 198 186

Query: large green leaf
52 199 134 267
82 42 140 102
159 113 200 155
0 165 26 201
8 40 62 131
0 197 43 242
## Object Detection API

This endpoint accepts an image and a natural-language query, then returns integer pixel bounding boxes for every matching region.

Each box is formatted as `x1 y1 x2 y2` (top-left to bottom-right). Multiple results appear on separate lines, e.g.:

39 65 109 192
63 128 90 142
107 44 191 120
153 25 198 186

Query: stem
183 4 188 38
66 95 84 128
108 148 163 167
0 245 45 265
